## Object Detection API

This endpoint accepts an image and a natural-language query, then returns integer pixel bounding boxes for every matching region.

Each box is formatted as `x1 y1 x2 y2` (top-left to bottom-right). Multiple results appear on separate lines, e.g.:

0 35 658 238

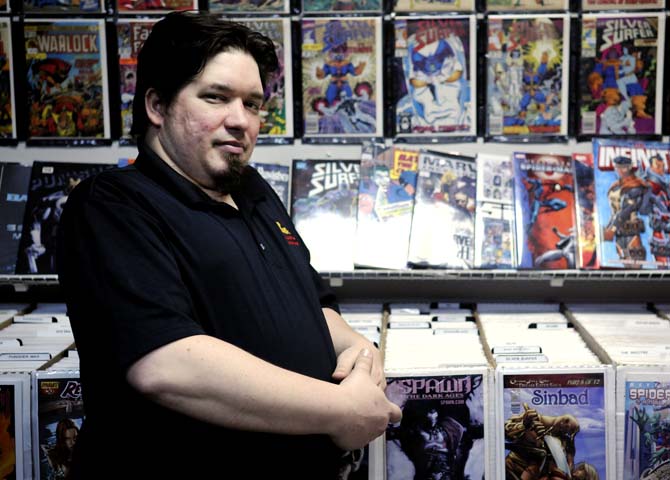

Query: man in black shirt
57 12 400 478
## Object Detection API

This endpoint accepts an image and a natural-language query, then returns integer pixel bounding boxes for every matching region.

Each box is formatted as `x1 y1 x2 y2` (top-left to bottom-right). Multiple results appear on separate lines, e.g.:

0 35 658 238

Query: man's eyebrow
208 83 265 101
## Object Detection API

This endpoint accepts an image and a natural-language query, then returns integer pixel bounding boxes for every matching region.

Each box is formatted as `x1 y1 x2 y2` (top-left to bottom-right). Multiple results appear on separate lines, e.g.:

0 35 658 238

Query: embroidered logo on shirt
276 221 300 246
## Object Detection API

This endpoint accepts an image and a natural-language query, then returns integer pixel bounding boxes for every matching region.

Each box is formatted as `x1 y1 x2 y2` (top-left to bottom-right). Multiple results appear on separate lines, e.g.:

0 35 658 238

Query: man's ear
145 88 165 127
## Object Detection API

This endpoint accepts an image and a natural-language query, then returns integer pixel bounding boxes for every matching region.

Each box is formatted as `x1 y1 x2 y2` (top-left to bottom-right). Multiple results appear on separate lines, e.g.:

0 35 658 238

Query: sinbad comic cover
578 13 665 137
303 0 381 14
24 19 110 142
513 152 577 269
251 162 290 209
117 0 195 14
407 150 476 269
393 16 476 140
393 0 475 12
500 370 610 480
385 372 489 480
485 0 567 12
301 17 382 142
0 19 16 140
573 153 600 269
0 163 31 274
593 138 670 269
290 159 359 272
486 14 569 140
208 0 288 14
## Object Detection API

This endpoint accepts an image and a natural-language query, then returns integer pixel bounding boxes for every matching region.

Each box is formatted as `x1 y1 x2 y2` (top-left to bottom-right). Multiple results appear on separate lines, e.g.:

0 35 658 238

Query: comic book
577 13 665 138
32 371 83 480
290 159 359 272
0 19 16 141
301 17 382 142
23 0 103 14
393 16 477 141
234 18 293 143
0 164 31 275
485 0 568 12
250 162 290 209
513 152 577 269
24 19 110 142
117 19 158 143
573 153 600 270
407 150 476 269
354 143 418 270
0 0 7 12
15 161 114 275
593 138 670 270
392 0 475 12
117 0 195 14
485 14 569 140
581 0 664 11
303 0 381 14
385 370 491 480
208 0 288 13
0 375 30 480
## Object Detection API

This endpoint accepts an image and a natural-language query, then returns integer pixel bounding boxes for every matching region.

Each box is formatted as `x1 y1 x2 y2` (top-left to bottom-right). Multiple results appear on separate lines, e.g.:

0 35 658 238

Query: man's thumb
352 348 373 374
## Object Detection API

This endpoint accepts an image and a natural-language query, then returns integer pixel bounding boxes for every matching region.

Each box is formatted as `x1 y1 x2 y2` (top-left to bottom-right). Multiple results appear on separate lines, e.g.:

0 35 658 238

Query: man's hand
332 343 385 388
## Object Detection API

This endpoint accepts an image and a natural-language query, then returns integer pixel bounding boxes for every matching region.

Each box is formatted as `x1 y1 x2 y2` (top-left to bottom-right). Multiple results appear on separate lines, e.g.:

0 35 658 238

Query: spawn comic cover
513 152 577 269
407 150 476 269
301 17 382 143
117 0 195 14
0 19 16 141
0 378 29 480
15 161 114 275
117 19 158 144
23 0 102 14
250 162 290 210
485 14 569 141
208 0 288 14
393 16 476 141
485 0 567 12
353 143 418 270
581 0 664 11
499 369 613 480
32 372 83 480
24 19 110 143
392 0 475 12
593 138 670 269
385 371 490 480
0 164 31 274
235 18 293 143
573 153 600 269
290 159 359 272
577 13 665 138
303 0 381 14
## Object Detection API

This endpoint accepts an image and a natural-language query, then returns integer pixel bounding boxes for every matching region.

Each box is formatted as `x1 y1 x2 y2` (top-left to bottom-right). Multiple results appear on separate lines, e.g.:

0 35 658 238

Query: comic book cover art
0 383 18 479
23 0 102 14
235 18 292 142
581 0 664 12
486 14 569 139
393 0 475 12
407 151 476 269
0 20 16 140
393 16 476 140
513 152 577 269
33 373 84 480
475 206 516 269
485 0 567 12
15 161 114 275
354 143 418 269
208 0 288 13
593 138 670 269
0 0 7 12
385 373 488 480
301 17 382 141
578 13 665 137
290 159 359 271
573 153 600 269
24 20 110 142
303 0 381 14
117 19 157 143
117 0 195 14
0 164 31 274
250 162 290 209
500 371 610 480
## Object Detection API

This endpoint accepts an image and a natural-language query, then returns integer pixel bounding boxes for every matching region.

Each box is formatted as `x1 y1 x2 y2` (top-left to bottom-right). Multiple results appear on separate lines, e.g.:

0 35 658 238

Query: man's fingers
352 348 374 375
389 403 402 424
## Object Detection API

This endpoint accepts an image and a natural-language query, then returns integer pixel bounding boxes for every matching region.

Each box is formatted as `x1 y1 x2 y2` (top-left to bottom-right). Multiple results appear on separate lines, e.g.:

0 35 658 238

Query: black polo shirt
57 144 344 478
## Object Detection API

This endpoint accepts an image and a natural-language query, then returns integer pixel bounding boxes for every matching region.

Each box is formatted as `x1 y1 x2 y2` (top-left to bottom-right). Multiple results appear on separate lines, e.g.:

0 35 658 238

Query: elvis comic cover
32 372 84 480
15 161 113 275
208 0 288 14
385 372 489 480
303 0 381 14
485 14 569 140
23 0 102 14
0 19 16 140
291 159 359 272
593 138 670 269
393 16 476 141
354 143 418 270
485 0 567 12
513 152 577 269
251 162 290 209
117 19 157 143
117 0 195 14
499 370 611 480
392 0 475 12
0 164 31 275
407 150 476 269
578 13 665 137
581 0 664 12
301 17 382 142
24 19 110 142
573 153 600 269
235 18 293 142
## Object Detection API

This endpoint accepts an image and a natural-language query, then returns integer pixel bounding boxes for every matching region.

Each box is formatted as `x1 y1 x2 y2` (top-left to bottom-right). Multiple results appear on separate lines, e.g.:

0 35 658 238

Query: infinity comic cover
578 13 665 137
251 162 290 209
593 138 670 269
0 19 16 141
301 17 382 142
0 164 31 275
208 0 288 14
236 18 293 143
385 371 491 480
407 150 476 269
291 159 359 272
485 14 569 141
24 19 110 142
392 0 475 12
581 0 664 11
393 16 476 141
23 0 103 14
573 153 600 269
485 0 567 12
117 0 195 14
513 152 577 269
303 0 381 14
117 19 158 143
